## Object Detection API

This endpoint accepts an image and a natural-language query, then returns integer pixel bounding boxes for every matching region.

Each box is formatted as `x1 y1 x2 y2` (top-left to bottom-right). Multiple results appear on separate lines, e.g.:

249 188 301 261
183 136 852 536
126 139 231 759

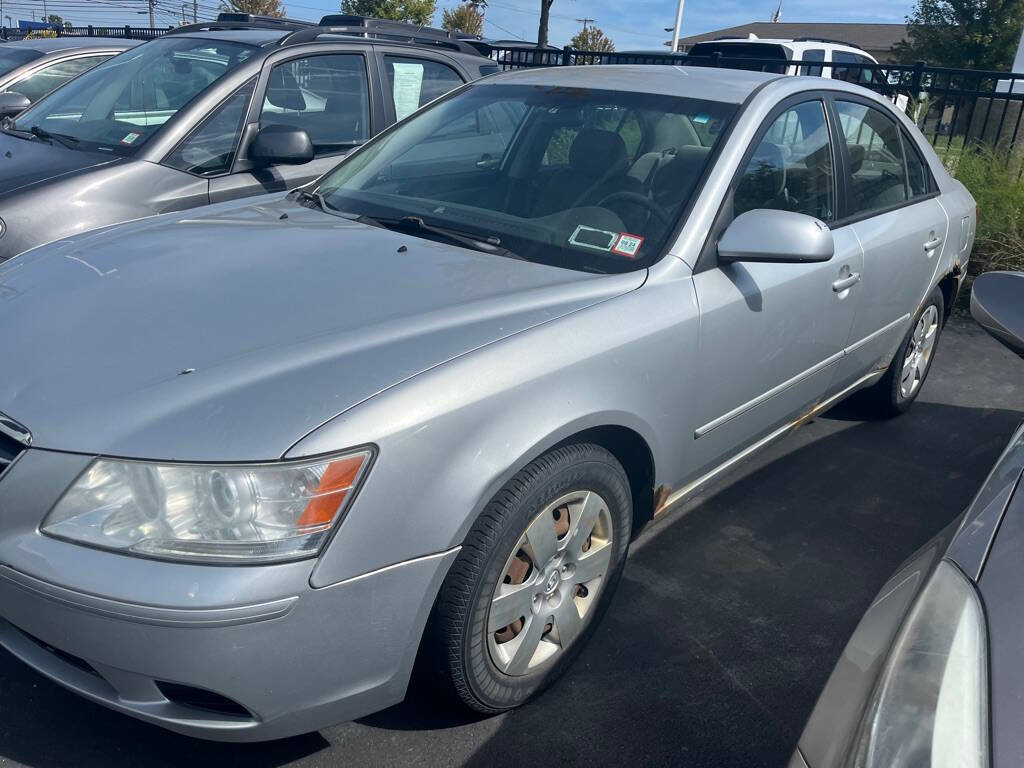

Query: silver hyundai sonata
0 64 975 741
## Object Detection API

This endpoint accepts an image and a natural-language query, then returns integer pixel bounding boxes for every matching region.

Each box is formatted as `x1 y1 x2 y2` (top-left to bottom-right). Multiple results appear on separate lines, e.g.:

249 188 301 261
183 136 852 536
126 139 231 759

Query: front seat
533 128 644 216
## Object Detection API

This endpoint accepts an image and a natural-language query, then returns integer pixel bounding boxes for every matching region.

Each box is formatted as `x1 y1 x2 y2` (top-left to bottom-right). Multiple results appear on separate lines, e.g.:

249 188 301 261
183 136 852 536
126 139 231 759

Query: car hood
0 197 644 460
0 131 119 196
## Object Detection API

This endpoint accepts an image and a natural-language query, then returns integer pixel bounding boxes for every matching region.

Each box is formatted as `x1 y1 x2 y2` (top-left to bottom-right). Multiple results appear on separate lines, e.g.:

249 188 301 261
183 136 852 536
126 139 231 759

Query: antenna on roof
770 0 782 22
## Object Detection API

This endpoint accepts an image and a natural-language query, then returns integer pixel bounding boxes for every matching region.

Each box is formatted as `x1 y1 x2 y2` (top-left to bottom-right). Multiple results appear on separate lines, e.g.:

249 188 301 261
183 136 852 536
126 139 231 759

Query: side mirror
248 124 314 166
970 271 1024 359
0 92 31 119
718 209 835 264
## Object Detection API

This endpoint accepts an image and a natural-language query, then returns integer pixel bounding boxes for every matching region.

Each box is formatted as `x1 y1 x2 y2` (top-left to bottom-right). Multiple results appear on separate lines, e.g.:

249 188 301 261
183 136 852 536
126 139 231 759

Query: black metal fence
0 24 175 42
489 45 1024 159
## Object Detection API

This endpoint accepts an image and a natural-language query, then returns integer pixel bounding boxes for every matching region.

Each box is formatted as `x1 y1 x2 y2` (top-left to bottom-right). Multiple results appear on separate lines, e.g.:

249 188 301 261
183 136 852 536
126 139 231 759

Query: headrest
569 129 629 177
742 141 786 201
848 144 866 174
266 66 306 111
650 145 712 201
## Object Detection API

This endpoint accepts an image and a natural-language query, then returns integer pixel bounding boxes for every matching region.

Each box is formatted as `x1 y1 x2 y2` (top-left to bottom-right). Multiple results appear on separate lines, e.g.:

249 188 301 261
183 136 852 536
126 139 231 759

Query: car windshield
0 46 44 77
10 37 255 155
316 83 736 273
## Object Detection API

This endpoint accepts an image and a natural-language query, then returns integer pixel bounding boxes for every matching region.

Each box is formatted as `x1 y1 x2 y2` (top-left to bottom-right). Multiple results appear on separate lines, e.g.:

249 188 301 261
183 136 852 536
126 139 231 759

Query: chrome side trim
659 369 885 517
0 411 30 446
0 565 297 628
694 349 845 438
695 313 911 439
844 313 912 354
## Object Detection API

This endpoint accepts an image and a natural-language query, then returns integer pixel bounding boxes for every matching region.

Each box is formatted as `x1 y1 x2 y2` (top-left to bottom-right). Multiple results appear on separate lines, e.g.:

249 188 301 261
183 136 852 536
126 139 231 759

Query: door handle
923 236 943 251
832 272 861 292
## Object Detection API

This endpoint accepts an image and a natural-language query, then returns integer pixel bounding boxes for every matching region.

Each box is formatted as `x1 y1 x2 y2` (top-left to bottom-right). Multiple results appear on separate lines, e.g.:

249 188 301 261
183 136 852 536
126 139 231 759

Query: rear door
827 95 949 392
209 47 379 203
690 96 863 473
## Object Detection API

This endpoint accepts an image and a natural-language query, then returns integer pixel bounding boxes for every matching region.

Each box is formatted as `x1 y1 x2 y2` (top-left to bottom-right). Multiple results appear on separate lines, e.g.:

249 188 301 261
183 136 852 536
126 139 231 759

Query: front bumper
0 449 457 741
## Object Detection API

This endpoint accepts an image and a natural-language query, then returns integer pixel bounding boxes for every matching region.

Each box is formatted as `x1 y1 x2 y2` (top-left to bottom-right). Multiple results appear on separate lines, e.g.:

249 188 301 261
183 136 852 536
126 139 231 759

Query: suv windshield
10 37 255 155
316 83 736 273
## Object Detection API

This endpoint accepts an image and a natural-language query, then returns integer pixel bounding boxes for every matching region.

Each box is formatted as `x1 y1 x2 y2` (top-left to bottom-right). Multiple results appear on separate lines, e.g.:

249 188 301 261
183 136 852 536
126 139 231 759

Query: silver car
0 64 974 741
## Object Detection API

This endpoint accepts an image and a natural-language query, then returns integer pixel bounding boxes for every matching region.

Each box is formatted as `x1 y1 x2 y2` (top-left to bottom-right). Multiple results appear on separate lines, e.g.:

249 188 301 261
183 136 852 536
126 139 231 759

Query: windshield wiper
353 214 523 261
27 125 79 150
293 188 336 213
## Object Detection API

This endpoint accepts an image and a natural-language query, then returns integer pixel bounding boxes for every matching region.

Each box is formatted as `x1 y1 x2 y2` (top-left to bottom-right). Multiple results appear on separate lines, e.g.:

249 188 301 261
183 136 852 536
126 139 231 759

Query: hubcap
899 305 939 399
487 490 614 676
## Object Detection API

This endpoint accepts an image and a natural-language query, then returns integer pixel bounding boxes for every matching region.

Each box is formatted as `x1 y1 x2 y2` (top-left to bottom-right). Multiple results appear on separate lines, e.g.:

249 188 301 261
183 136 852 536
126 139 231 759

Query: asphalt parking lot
1 315 1021 768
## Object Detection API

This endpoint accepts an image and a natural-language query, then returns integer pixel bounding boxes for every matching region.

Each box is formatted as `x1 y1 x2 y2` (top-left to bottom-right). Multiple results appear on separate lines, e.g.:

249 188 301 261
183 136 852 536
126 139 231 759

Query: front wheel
428 443 632 713
861 286 944 417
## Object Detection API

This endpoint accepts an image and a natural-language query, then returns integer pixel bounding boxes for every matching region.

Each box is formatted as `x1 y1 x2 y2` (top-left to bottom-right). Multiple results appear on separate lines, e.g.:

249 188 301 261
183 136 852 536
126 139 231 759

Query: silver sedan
0 64 975 741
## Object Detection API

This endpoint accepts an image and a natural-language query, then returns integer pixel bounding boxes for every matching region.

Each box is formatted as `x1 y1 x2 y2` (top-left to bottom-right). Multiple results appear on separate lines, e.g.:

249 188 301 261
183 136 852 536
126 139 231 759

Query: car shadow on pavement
0 401 1020 768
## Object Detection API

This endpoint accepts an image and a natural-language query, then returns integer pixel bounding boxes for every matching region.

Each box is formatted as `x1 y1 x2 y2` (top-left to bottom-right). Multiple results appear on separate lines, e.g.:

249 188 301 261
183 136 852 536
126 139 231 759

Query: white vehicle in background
685 36 909 110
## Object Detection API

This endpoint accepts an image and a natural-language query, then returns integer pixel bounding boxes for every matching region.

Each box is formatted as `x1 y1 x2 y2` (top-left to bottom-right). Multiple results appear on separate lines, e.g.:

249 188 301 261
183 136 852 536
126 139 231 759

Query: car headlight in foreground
852 560 988 768
41 449 372 563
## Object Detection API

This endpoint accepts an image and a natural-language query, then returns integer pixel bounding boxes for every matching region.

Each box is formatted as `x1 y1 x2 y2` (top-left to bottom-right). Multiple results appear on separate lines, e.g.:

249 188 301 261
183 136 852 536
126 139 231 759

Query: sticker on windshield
693 114 710 124
612 233 644 258
120 132 141 145
568 225 618 252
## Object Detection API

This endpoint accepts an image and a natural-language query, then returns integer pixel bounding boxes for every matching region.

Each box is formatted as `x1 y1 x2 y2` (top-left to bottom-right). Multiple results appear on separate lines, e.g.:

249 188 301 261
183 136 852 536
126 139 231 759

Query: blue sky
6 0 912 45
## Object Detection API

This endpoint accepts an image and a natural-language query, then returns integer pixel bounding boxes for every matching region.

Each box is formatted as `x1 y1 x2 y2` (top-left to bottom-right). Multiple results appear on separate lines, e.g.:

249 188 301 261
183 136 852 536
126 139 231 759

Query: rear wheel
860 286 944 417
429 443 632 713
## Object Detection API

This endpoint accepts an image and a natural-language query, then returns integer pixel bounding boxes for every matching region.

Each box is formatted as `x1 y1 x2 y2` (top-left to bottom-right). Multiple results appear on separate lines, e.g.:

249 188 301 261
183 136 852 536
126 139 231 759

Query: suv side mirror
971 271 1024 358
248 124 314 166
0 92 31 119
718 209 834 264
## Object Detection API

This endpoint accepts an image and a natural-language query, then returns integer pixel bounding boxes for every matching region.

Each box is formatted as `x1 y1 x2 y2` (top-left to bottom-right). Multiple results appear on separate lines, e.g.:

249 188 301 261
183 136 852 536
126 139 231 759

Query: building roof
678 22 907 52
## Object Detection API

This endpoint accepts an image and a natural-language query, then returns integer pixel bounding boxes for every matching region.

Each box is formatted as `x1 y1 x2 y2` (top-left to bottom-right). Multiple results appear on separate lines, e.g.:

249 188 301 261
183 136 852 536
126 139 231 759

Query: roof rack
276 14 485 55
167 13 315 36
791 36 860 48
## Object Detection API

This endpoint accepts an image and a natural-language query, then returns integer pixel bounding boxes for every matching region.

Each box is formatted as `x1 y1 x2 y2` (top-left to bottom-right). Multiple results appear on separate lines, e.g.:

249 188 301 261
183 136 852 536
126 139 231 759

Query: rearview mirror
248 124 314 166
0 92 31 119
718 209 834 264
970 271 1024 359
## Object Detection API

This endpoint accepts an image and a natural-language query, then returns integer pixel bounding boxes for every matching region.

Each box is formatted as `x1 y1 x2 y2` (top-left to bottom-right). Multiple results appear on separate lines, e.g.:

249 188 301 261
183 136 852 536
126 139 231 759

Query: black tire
860 286 945 418
428 443 632 714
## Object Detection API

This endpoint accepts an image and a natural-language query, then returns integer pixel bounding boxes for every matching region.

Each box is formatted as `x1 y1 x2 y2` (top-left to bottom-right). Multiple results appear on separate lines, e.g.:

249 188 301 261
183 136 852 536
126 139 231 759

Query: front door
690 98 863 476
828 97 949 391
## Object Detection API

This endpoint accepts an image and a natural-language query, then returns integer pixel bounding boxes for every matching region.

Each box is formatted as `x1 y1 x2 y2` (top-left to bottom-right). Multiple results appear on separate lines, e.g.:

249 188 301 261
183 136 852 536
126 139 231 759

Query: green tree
441 2 484 36
570 25 614 52
45 13 70 28
219 0 286 17
340 0 438 24
894 0 1024 69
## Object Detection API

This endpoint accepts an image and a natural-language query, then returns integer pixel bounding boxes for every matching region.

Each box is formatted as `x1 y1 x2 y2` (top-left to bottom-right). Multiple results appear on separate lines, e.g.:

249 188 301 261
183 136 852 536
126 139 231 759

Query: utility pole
575 17 595 34
148 0 155 28
670 0 684 52
193 0 197 22
181 3 186 24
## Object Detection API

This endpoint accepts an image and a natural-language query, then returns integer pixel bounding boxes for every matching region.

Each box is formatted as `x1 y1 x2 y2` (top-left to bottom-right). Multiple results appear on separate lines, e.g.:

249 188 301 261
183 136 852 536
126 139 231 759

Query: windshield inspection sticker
612 233 644 258
569 225 618 251
120 132 141 145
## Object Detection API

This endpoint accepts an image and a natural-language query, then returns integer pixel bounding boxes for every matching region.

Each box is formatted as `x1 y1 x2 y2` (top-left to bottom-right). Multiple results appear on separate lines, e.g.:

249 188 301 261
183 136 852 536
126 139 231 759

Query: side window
902 129 932 197
799 49 825 77
383 56 464 121
734 100 835 222
835 100 908 216
261 54 370 155
6 55 109 103
165 80 254 176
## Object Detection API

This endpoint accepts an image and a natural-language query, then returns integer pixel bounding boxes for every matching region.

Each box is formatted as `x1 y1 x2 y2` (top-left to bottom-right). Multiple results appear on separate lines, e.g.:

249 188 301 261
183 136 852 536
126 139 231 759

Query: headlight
852 560 988 768
41 449 373 564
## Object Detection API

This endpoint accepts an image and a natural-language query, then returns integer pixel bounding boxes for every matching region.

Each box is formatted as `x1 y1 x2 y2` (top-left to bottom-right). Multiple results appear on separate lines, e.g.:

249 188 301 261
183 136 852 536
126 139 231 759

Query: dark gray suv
0 14 495 261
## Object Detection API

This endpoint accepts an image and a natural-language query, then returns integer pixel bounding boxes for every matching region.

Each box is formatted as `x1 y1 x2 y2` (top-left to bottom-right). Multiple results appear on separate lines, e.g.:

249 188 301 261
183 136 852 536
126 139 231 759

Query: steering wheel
594 191 673 227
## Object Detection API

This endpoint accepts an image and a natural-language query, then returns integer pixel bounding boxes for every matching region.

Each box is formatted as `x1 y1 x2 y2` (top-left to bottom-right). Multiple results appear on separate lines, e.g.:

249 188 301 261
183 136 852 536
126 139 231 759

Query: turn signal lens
41 449 373 563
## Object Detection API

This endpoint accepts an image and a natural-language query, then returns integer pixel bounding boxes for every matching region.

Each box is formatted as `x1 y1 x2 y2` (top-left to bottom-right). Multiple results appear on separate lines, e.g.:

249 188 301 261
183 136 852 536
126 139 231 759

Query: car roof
697 38 874 57
485 64 778 104
3 36 139 52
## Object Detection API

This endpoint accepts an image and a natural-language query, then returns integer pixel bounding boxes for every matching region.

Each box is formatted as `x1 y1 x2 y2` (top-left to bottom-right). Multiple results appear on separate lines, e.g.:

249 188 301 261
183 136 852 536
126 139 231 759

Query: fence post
712 51 722 68
562 45 572 66
124 24 131 39
911 59 926 96
88 24 94 36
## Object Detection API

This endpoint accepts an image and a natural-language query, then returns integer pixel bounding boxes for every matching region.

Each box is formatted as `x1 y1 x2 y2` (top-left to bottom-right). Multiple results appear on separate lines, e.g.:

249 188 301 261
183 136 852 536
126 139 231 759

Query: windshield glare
12 37 255 154
316 83 736 273
0 47 43 77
